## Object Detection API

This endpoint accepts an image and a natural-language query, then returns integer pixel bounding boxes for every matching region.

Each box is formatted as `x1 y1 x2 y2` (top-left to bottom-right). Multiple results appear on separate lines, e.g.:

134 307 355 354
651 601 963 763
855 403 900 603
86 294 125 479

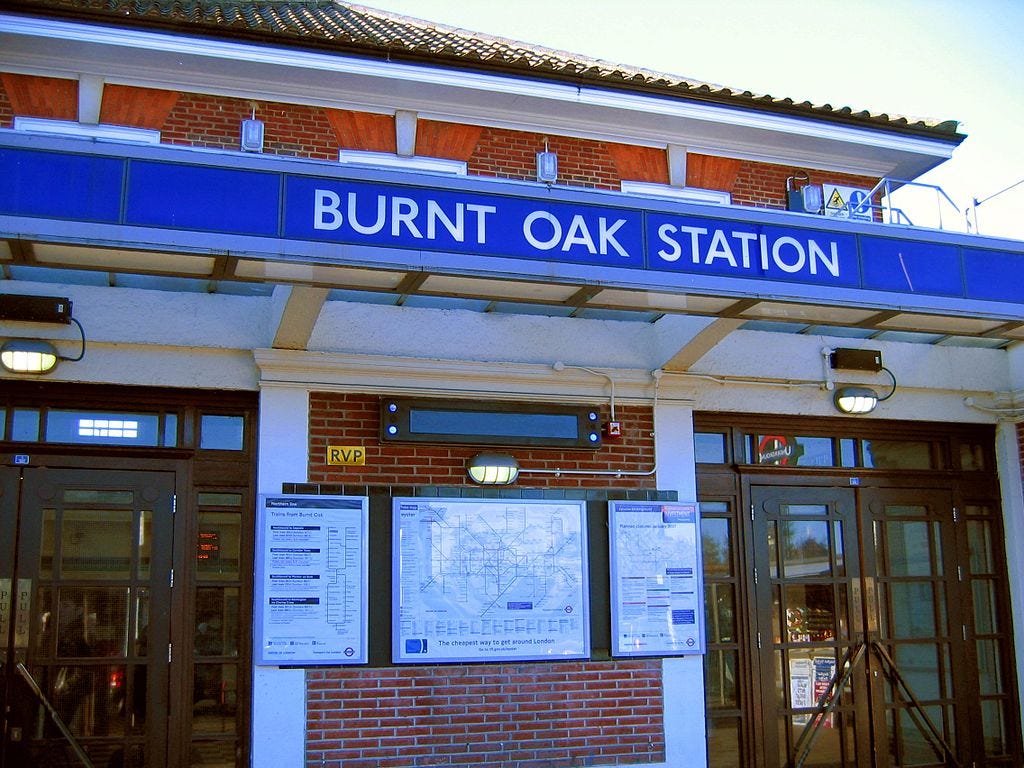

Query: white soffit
741 301 880 325
233 260 405 290
418 275 579 303
0 14 956 178
32 243 216 275
876 313 1009 336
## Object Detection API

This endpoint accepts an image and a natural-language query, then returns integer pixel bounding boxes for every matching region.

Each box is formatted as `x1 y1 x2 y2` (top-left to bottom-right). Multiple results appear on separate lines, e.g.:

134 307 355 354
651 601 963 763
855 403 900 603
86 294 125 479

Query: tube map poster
392 497 590 663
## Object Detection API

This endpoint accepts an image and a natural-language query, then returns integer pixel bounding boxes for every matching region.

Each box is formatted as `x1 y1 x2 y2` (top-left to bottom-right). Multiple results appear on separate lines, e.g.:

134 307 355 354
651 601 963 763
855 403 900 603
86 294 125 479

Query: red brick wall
161 94 339 159
468 128 623 190
732 159 879 209
306 660 665 768
308 393 656 489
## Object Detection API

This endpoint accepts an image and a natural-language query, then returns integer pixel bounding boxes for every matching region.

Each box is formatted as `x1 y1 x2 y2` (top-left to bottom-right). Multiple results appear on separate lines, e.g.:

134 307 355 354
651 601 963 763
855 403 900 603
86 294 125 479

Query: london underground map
392 497 589 663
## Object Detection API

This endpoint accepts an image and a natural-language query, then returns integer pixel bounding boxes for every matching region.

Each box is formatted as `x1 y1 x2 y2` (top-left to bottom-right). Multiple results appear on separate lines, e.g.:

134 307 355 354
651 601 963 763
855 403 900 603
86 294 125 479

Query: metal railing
848 177 967 232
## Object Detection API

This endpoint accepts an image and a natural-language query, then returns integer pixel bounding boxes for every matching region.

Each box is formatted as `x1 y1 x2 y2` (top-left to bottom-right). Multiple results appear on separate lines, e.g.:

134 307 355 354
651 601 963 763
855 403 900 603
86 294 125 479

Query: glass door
750 485 866 768
0 466 175 768
860 487 964 768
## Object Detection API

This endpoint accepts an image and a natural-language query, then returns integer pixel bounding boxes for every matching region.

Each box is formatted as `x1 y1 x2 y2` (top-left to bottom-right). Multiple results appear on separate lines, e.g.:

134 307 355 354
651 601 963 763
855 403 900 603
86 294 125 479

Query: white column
654 397 706 768
251 384 310 768
995 421 1024 743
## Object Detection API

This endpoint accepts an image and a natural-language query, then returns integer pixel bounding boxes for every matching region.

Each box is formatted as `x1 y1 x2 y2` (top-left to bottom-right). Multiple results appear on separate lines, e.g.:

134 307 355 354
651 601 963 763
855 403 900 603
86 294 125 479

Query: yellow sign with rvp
326 446 366 465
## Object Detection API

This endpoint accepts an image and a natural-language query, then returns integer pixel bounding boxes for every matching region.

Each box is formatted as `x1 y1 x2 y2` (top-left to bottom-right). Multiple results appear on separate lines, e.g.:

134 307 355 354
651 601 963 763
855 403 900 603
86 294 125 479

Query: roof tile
2 0 962 139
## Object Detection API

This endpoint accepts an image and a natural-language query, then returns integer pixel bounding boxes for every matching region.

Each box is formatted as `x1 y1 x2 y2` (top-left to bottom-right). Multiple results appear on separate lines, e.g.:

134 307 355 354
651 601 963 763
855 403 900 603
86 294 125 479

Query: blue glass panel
860 236 963 296
126 161 280 236
0 149 123 222
200 414 245 451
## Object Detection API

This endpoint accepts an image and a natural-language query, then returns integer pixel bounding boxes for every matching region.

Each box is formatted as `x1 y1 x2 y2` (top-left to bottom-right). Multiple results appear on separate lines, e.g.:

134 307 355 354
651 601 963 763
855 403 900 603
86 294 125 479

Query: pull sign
326 446 366 466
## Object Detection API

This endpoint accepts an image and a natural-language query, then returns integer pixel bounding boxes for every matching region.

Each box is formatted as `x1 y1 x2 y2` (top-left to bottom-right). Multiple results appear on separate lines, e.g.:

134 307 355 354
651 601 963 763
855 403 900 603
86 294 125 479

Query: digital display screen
409 409 580 439
382 398 601 449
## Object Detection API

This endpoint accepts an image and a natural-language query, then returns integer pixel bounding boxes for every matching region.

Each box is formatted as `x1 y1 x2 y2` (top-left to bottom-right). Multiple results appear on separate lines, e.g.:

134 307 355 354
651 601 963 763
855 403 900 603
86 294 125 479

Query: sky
359 0 1024 241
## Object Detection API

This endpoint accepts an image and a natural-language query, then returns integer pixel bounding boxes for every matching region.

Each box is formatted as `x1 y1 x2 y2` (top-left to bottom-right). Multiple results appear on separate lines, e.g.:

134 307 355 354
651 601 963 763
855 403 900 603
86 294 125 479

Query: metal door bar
15 662 95 768
791 641 962 768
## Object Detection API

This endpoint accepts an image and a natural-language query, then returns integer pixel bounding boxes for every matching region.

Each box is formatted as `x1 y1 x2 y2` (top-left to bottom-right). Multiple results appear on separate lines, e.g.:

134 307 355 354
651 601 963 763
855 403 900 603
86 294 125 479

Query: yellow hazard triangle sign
826 187 846 210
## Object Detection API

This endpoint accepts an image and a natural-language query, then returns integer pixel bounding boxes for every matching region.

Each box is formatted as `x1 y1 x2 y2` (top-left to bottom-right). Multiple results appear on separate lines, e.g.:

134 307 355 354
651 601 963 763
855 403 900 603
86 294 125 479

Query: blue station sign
1 141 1022 316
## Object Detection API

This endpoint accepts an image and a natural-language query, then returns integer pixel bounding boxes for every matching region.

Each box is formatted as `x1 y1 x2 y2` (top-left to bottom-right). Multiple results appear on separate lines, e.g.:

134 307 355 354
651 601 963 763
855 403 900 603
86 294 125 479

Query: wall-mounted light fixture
240 102 264 153
0 294 86 375
536 138 558 184
828 347 896 415
1 339 60 374
467 453 519 485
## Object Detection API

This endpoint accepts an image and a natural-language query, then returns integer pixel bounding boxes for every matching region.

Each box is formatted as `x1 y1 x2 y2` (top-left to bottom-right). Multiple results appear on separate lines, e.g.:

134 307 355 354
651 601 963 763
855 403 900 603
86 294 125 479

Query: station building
0 2 1022 767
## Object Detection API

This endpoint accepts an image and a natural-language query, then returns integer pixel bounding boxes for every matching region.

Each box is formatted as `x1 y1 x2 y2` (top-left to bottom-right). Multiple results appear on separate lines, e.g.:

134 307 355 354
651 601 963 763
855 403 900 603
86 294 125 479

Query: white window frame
338 149 467 176
620 180 731 205
13 116 161 144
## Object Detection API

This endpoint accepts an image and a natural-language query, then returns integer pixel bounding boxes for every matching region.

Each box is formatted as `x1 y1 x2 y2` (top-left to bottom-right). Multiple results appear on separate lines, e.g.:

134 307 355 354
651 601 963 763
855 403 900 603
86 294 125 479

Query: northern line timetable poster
255 495 369 665
392 497 590 663
609 501 705 656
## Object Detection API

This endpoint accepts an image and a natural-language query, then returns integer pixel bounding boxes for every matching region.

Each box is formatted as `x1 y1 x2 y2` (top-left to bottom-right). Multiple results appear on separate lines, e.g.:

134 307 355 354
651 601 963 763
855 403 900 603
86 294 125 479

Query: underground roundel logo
757 435 803 466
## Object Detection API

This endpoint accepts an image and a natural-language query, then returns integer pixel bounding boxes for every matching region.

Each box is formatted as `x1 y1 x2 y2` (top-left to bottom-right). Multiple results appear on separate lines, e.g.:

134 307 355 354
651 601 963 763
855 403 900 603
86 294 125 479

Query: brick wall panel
308 392 656 489
306 661 665 768
0 73 76 120
468 128 621 190
162 94 337 159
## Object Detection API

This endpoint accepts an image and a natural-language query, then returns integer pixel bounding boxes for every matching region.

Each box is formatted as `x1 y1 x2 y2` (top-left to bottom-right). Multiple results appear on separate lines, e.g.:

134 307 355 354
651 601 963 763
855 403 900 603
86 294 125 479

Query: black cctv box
0 294 73 324
830 347 882 372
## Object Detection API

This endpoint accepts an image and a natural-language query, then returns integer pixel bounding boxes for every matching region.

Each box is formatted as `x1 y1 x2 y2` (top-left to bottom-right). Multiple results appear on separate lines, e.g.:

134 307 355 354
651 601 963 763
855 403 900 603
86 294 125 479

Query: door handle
0 577 9 650
14 578 32 655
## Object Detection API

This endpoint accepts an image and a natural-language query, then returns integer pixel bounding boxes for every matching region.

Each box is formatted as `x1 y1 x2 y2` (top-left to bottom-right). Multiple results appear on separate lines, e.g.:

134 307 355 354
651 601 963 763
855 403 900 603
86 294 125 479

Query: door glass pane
976 639 1004 695
192 663 238 734
200 414 245 450
52 587 130 658
40 508 56 578
839 438 856 467
705 649 738 709
62 509 134 579
890 582 937 637
197 512 242 580
862 439 934 469
190 741 237 768
967 520 994 574
702 518 732 576
973 580 999 633
137 510 153 579
779 504 828 516
886 521 934 577
896 704 954 765
768 521 780 579
959 442 987 471
780 521 832 578
784 585 836 642
694 432 727 463
705 584 735 643
981 699 1008 756
782 712 852 768
705 716 741 768
893 644 947 700
46 410 161 446
63 489 135 505
195 587 240 658
11 408 40 441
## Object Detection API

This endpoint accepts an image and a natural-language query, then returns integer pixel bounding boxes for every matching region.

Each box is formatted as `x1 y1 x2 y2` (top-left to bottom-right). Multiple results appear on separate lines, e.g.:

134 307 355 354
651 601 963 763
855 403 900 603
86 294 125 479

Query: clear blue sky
362 0 1024 240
